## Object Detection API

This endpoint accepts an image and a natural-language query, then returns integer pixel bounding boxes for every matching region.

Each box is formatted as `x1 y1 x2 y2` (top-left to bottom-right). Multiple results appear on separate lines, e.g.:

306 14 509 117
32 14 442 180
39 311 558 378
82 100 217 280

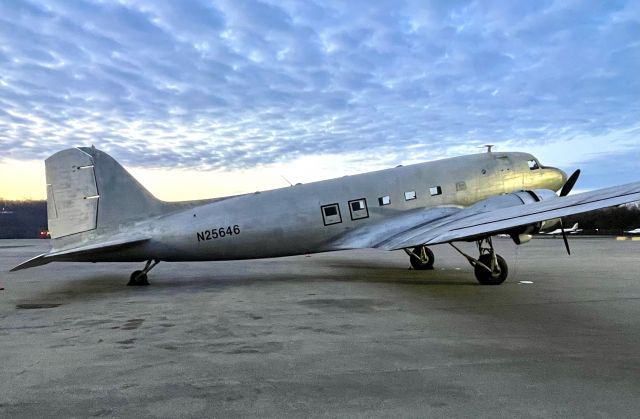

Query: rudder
46 148 99 238
45 147 168 239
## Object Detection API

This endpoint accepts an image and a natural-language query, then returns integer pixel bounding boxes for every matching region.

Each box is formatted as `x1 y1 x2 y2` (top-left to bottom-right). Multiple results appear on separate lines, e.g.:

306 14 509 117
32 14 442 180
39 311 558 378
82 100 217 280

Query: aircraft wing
10 237 150 272
375 181 640 250
330 206 463 250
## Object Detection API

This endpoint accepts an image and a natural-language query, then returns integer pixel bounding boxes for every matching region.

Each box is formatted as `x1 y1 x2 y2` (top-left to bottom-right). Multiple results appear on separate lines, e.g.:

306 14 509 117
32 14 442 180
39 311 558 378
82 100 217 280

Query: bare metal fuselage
63 152 564 263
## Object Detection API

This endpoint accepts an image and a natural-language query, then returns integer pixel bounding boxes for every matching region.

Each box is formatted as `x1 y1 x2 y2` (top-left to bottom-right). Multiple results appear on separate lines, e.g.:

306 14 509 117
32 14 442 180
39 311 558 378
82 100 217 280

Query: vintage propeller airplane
10 146 640 286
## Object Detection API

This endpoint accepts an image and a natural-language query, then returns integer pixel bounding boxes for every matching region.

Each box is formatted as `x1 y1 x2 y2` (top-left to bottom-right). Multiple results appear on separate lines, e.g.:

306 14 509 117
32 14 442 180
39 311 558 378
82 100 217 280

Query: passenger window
456 181 467 191
429 186 442 196
321 203 342 226
348 198 369 220
528 159 540 170
404 191 416 201
378 195 391 206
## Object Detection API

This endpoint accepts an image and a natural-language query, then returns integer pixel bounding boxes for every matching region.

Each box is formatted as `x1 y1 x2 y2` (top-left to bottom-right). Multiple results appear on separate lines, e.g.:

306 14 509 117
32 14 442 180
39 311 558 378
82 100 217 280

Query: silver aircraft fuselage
74 151 565 263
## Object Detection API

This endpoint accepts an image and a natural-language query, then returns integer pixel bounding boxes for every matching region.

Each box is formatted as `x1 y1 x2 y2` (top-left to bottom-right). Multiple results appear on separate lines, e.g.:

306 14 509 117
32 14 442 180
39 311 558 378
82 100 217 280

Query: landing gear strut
451 237 508 285
127 259 160 286
405 246 435 270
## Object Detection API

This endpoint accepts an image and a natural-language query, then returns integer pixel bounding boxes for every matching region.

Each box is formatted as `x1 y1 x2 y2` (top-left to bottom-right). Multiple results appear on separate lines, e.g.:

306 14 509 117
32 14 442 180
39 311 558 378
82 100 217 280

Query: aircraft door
476 158 502 199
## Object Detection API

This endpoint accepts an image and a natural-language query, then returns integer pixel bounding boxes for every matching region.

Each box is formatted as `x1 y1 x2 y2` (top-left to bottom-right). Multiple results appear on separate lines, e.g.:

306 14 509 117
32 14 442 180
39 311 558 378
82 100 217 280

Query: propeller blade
560 169 581 197
554 169 580 254
559 219 571 255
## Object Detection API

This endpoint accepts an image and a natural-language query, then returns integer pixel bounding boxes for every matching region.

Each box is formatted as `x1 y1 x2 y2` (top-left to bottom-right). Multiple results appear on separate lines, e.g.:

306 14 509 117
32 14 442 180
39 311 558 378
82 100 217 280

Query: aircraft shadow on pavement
17 263 483 304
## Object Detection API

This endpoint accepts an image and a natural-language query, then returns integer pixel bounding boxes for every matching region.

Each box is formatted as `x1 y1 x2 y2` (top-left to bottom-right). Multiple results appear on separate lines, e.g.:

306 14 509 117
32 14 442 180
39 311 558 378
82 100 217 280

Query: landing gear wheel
409 246 435 270
127 270 149 286
126 259 160 286
474 254 508 285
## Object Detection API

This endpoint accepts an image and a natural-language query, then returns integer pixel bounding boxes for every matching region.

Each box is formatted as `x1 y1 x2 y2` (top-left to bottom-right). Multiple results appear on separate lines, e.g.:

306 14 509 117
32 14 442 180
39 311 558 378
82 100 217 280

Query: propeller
558 169 581 255
558 218 571 255
560 169 581 197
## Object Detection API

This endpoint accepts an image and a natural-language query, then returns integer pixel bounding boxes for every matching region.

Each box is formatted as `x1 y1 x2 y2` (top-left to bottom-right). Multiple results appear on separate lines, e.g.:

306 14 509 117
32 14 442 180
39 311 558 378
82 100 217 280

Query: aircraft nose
558 168 568 185
540 166 567 192
551 167 567 192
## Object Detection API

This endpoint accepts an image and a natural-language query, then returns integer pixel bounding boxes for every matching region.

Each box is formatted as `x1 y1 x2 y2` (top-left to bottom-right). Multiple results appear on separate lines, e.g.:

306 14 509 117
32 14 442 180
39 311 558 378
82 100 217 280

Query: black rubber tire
474 254 508 285
127 270 149 286
409 246 435 270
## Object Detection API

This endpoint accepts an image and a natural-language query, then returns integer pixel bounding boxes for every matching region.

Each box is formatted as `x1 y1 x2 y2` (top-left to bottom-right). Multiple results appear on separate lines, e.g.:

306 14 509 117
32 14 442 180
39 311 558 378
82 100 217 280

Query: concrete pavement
1 238 639 418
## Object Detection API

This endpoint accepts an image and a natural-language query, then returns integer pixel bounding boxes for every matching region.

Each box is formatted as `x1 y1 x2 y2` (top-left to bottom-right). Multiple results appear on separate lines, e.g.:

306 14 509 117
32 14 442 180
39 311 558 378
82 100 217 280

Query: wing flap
10 237 150 272
378 181 640 250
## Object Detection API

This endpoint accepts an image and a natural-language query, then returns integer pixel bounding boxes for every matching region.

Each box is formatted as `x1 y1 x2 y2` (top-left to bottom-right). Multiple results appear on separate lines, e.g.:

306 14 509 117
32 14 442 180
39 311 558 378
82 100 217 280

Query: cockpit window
528 159 540 170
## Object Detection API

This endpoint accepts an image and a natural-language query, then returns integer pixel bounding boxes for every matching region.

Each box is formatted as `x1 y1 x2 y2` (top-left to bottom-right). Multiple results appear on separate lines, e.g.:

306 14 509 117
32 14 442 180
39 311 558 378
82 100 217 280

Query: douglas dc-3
10 146 640 286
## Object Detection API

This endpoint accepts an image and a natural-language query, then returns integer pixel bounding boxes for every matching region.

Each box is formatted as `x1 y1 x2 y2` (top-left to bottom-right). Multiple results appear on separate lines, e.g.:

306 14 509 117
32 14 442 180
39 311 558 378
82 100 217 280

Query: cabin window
349 198 369 220
404 191 416 201
429 186 442 196
456 181 467 192
378 195 391 206
528 159 540 170
321 203 342 226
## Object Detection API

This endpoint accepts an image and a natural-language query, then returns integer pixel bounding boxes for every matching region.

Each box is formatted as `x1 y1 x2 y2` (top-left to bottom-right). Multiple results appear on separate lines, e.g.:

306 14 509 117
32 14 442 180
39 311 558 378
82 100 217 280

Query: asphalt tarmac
1 238 640 418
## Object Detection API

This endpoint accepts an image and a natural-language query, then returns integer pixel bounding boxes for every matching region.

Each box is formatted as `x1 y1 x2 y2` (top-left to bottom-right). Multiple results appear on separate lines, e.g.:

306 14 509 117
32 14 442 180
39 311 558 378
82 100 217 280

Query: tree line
0 200 47 239
565 205 640 235
0 199 639 239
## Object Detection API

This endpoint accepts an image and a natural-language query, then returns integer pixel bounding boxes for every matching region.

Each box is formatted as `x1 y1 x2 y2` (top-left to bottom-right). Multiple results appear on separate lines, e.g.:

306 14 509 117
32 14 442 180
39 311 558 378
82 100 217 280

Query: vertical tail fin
46 147 168 239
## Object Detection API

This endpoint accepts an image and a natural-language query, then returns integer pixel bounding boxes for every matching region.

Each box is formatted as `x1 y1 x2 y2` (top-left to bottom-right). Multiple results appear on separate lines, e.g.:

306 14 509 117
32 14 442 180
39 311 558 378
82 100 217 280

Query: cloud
0 0 638 189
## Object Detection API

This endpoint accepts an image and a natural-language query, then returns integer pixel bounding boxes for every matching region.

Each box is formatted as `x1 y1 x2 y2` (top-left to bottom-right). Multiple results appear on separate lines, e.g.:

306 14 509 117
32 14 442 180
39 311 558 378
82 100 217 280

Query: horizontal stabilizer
10 254 50 272
10 237 150 272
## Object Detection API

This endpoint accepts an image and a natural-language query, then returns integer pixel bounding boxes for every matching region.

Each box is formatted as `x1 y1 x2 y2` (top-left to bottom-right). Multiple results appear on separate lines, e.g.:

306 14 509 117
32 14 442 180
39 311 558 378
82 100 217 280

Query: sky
1 0 639 201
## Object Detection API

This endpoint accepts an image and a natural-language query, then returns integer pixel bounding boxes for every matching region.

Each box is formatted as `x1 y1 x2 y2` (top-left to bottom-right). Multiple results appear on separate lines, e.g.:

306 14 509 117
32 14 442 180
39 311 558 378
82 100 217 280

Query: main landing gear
450 237 509 285
405 246 435 270
128 259 160 286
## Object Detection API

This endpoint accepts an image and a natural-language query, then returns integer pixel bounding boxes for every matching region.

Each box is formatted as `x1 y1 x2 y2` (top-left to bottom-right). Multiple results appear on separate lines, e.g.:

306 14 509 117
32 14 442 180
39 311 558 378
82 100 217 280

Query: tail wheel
474 254 508 285
126 259 159 286
127 270 149 286
410 246 435 270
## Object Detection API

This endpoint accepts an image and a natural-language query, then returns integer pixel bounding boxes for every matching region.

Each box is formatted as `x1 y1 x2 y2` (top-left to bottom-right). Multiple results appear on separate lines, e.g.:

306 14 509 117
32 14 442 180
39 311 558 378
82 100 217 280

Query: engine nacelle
507 223 541 245
468 189 558 212
512 234 532 245
470 189 559 245
540 218 561 232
